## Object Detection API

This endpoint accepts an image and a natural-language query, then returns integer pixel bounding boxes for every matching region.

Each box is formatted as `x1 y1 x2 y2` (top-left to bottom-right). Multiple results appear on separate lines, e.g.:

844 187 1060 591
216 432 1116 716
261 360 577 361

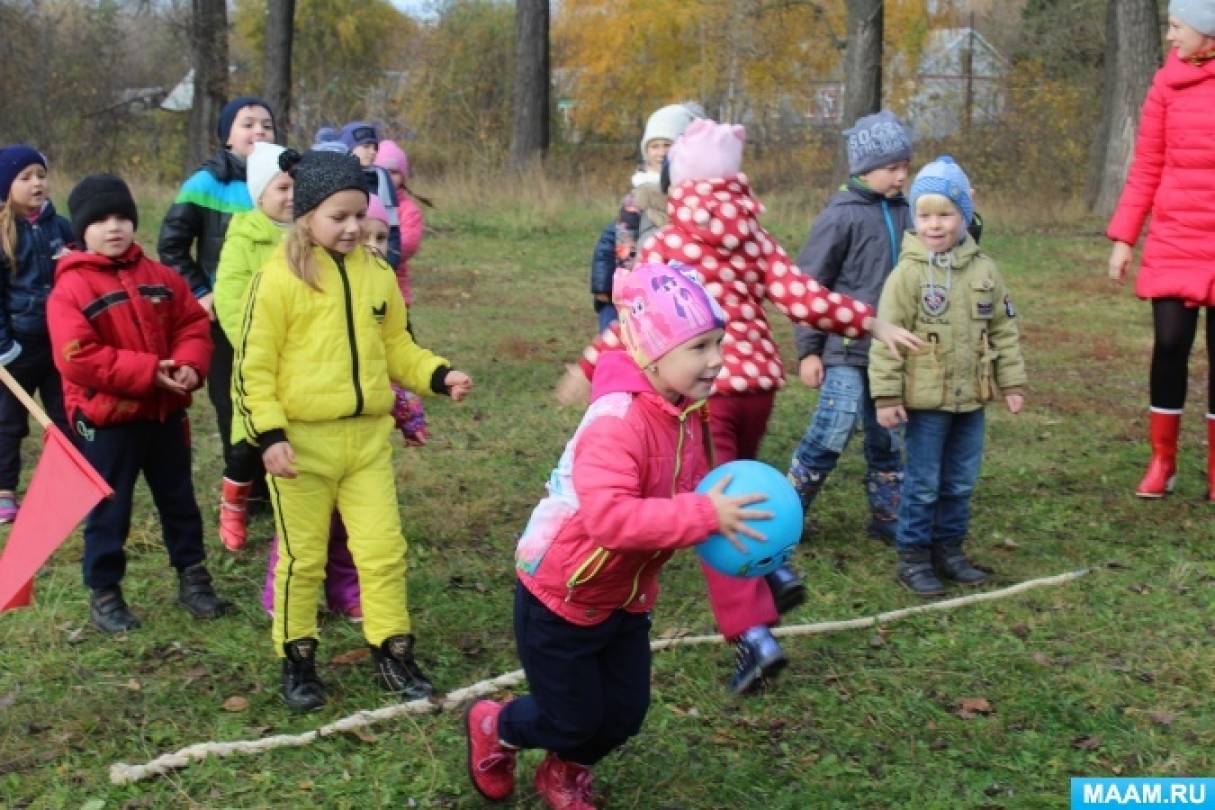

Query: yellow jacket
233 243 448 447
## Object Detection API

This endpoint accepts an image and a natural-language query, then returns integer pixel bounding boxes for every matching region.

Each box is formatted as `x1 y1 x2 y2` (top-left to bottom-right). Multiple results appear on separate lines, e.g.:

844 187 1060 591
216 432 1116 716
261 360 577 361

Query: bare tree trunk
187 0 228 169
839 0 883 171
510 0 550 167
1088 0 1160 217
264 0 295 145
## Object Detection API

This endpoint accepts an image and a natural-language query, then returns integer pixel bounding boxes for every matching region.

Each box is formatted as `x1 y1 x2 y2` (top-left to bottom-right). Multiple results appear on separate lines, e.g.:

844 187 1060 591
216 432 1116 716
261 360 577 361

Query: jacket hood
201 148 247 183
1161 49 1215 89
900 231 980 266
836 179 908 207
55 243 144 281
228 208 285 245
664 175 763 249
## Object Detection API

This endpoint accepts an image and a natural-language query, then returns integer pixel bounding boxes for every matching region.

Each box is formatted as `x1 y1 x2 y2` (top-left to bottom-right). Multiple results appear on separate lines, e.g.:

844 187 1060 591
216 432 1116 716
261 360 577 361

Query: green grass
1 184 1212 810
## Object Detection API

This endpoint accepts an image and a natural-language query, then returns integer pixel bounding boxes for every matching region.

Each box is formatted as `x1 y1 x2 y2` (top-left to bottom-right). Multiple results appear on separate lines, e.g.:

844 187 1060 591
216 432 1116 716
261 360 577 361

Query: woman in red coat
1108 4 1215 503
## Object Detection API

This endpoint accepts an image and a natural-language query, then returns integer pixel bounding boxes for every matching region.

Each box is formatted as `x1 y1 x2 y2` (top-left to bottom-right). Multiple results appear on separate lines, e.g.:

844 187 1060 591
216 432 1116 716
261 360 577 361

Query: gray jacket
793 181 911 367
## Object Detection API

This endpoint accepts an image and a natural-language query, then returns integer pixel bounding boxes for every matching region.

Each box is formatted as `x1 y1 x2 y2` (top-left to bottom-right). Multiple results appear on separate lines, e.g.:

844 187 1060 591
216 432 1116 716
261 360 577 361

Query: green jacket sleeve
868 262 917 406
214 231 255 344
233 269 289 445
987 265 1027 394
381 273 448 396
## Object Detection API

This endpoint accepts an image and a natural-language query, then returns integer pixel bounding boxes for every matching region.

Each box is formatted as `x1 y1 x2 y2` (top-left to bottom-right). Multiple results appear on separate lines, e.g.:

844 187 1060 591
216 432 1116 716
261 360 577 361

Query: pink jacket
579 175 876 395
1107 51 1215 306
394 193 424 305
515 351 719 626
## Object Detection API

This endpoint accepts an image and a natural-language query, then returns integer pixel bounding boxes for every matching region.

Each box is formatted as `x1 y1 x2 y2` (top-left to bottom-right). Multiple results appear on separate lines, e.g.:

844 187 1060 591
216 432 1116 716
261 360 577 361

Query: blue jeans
791 364 901 476
897 409 986 550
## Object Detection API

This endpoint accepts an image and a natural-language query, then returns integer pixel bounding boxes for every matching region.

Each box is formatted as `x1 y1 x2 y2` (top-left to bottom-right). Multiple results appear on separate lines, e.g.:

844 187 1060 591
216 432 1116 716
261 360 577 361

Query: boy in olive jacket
869 157 1026 597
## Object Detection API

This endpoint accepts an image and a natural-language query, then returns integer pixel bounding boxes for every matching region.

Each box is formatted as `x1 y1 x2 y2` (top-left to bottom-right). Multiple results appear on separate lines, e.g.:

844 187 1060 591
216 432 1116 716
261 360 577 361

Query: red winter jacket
47 244 212 430
516 351 719 626
1107 51 1215 306
579 175 876 395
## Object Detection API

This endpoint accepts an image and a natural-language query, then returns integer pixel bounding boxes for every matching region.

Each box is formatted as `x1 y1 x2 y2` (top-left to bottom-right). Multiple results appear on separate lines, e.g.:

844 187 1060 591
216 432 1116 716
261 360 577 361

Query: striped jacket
47 244 212 430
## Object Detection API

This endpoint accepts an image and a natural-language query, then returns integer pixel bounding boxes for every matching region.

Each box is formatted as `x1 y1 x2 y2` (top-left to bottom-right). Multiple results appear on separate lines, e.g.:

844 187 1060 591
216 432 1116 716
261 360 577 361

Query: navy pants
0 335 69 490
77 411 206 589
498 583 651 766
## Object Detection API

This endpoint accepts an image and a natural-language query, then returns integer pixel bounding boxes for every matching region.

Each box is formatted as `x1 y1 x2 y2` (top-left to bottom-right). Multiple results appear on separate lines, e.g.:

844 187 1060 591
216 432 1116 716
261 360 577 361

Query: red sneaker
534 752 595 810
465 700 516 801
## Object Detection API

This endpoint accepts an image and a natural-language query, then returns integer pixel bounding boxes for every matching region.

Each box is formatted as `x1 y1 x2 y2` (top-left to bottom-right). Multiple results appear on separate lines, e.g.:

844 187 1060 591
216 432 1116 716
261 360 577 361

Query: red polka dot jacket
579 175 876 396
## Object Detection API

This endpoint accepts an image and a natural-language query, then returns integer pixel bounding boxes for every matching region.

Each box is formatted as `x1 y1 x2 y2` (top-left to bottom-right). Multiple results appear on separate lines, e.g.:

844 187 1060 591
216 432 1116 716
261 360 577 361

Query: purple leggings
262 512 361 615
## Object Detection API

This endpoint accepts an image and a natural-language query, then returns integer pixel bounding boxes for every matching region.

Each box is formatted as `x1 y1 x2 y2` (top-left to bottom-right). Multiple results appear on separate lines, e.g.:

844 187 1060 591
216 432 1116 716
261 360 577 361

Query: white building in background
905 27 1009 140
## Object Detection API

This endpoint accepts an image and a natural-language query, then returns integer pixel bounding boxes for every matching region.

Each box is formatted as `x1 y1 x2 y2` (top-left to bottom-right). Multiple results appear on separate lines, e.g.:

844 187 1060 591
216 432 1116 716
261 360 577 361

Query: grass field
0 176 1212 809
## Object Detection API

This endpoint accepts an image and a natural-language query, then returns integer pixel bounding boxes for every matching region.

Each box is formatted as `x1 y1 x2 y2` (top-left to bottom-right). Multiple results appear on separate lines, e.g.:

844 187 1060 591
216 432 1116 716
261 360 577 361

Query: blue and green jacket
157 149 252 298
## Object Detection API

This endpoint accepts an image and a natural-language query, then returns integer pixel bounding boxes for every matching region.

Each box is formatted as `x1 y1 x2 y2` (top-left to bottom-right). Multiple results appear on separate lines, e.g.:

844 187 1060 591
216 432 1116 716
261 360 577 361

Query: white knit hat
639 102 703 157
246 141 288 205
1171 0 1215 35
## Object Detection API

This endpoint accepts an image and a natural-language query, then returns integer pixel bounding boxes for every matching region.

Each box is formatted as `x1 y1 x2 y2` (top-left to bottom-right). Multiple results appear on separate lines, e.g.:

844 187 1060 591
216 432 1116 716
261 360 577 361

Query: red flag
0 425 111 611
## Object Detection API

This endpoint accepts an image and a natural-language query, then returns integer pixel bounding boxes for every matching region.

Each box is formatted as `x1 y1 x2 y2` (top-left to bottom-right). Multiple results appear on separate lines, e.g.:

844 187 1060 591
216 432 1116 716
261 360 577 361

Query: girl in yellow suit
235 149 472 712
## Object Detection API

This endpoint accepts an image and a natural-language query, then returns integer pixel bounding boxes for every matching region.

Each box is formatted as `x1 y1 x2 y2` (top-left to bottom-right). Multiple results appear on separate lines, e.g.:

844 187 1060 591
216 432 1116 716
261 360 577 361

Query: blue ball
694 460 804 577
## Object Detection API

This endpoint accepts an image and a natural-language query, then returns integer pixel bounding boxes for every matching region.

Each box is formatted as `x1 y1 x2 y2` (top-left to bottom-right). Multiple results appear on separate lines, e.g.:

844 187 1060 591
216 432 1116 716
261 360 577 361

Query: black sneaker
729 626 787 695
897 547 946 597
177 563 232 619
764 565 806 614
90 586 140 634
282 638 326 712
371 634 435 700
931 539 989 585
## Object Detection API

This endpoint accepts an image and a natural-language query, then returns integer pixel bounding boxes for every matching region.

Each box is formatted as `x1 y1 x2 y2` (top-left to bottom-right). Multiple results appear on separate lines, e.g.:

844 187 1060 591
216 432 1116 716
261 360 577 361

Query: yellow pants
269 415 410 654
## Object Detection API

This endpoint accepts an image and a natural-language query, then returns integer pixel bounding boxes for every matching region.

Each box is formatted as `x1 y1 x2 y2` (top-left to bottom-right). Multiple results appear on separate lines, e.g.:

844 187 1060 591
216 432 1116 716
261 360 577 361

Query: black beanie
279 149 368 219
218 96 275 145
67 174 138 241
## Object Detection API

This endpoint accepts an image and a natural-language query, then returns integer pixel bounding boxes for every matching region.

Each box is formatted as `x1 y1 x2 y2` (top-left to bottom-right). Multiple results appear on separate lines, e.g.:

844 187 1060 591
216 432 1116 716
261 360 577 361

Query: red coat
47 244 212 430
579 175 875 396
1107 51 1215 306
517 351 718 626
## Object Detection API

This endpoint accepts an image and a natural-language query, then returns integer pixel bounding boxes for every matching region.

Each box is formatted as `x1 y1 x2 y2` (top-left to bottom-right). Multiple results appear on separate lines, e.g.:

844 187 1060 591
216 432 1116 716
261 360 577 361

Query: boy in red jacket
48 174 229 634
466 262 769 809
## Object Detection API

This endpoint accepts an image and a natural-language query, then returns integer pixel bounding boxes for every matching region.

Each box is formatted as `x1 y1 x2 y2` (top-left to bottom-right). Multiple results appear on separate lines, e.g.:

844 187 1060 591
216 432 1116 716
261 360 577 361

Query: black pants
1150 299 1214 412
0 335 69 491
498 583 651 766
77 411 205 590
209 321 266 487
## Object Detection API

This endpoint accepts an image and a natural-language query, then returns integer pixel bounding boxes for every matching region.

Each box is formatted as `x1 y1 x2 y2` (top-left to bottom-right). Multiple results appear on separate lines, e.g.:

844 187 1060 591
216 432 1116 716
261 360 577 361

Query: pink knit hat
668 119 745 186
373 139 410 182
613 261 726 367
366 194 389 226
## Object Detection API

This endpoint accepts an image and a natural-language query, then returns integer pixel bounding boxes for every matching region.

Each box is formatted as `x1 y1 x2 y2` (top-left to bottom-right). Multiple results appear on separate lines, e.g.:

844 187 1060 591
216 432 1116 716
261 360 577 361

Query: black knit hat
279 148 368 220
67 174 138 241
218 96 275 145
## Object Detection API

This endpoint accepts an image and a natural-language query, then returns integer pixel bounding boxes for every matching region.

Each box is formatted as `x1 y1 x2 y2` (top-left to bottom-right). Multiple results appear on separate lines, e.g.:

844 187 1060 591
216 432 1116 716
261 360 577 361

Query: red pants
701 391 780 640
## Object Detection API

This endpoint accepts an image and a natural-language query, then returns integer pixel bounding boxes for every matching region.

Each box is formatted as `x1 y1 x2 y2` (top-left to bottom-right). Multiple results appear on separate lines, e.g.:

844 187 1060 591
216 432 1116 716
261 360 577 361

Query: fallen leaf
868 634 886 649
222 695 250 712
299 779 315 790
658 627 692 640
184 665 208 682
997 537 1020 550
1148 711 1176 727
1010 624 1030 639
330 648 370 666
958 698 994 719
1031 652 1052 666
1129 583 1150 595
0 693 16 710
1072 734 1103 751
126 678 142 691
348 726 379 743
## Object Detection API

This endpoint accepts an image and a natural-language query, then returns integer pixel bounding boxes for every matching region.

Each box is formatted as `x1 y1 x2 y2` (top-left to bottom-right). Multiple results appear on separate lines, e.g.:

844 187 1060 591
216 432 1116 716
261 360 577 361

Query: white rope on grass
110 567 1090 785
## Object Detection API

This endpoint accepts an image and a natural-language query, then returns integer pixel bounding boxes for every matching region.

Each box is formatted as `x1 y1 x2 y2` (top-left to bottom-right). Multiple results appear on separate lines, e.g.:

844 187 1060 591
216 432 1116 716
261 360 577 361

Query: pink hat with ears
373 139 410 182
366 193 389 226
613 261 726 368
668 119 745 187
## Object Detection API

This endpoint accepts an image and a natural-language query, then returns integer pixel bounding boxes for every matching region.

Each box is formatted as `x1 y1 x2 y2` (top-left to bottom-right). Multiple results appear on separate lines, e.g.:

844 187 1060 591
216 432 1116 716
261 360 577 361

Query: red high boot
1136 410 1181 498
534 752 595 810
219 478 252 550
1207 415 1215 504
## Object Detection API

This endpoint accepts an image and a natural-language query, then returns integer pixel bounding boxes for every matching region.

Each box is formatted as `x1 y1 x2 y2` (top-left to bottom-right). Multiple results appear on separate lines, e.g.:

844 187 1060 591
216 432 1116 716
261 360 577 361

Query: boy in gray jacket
787 111 912 542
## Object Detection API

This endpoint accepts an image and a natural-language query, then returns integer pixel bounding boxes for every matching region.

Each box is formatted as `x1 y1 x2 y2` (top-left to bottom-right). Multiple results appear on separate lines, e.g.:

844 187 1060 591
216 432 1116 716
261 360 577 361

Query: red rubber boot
219 478 252 550
1135 410 1180 498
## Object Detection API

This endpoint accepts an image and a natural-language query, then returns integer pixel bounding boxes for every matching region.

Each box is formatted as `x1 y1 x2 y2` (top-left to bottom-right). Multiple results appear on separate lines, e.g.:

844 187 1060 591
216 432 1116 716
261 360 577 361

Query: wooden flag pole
0 365 51 429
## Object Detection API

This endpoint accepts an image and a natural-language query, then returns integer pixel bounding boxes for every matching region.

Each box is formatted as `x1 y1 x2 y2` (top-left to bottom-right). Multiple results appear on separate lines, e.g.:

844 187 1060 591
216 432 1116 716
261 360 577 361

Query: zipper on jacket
334 257 364 416
623 550 662 607
565 546 611 598
880 198 899 269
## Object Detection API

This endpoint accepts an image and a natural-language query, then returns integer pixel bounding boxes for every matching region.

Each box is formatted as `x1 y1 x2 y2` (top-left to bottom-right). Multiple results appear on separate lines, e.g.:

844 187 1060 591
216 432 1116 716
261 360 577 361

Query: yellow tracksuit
234 242 448 653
